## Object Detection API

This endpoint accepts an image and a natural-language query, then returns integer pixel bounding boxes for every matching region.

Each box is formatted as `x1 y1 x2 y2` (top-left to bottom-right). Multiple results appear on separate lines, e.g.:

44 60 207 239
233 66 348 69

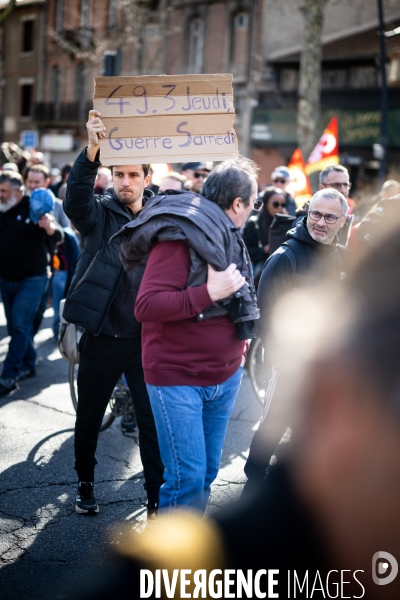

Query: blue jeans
0 275 49 379
147 367 243 513
51 270 68 337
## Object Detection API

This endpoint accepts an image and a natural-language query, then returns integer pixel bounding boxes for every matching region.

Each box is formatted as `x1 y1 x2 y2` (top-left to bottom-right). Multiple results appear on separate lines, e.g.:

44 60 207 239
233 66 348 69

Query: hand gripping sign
93 74 238 165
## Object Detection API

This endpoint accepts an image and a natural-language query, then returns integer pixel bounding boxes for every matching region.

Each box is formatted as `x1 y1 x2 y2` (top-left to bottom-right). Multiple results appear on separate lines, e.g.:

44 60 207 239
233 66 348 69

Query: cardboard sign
93 74 238 165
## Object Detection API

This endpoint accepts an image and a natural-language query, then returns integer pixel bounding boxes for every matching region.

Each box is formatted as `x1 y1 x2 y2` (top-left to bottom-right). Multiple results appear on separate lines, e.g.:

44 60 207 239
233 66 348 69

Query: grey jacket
113 190 259 330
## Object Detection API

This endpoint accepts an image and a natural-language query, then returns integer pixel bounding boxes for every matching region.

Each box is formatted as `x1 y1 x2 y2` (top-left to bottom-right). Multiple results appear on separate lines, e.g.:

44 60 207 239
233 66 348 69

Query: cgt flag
305 116 339 175
287 148 312 204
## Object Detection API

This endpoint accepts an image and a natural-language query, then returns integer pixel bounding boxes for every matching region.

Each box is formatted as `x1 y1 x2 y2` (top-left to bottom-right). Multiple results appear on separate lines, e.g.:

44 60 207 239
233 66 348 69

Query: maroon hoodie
135 240 246 386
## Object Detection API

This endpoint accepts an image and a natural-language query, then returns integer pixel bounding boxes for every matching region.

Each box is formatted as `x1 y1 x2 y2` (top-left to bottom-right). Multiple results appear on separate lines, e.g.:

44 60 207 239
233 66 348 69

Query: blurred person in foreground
68 189 400 600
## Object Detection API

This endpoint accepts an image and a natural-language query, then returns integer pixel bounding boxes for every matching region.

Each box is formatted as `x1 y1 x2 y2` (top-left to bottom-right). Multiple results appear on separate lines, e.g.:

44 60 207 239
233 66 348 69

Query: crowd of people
1 112 400 594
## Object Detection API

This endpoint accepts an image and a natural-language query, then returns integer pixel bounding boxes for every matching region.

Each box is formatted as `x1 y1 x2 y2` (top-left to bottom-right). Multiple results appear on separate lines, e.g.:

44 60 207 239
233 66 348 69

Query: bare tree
297 0 328 159
0 0 16 25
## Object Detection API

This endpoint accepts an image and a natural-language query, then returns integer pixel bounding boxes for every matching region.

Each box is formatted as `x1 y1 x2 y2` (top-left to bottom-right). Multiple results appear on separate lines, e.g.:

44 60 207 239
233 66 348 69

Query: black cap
180 162 210 172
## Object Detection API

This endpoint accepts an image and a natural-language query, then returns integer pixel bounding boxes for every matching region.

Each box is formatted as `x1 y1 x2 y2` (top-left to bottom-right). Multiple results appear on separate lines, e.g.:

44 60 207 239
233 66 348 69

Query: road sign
20 130 39 149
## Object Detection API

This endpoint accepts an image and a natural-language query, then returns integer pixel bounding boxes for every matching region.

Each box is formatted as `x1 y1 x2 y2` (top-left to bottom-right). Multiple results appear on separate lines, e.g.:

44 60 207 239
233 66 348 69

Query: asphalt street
0 304 262 600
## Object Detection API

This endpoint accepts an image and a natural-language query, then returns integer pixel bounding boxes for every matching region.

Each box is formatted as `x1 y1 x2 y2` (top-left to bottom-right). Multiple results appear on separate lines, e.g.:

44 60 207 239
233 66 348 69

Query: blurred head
307 189 347 245
203 156 259 228
319 165 351 198
26 165 50 191
158 172 187 193
379 179 400 200
261 186 288 218
180 162 210 193
0 172 24 211
271 166 291 191
111 164 150 213
96 167 112 192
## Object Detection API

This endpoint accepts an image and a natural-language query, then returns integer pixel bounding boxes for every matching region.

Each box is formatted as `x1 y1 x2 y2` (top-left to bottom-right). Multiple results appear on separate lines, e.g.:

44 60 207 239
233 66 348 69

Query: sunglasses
272 201 287 209
272 178 287 184
194 172 207 179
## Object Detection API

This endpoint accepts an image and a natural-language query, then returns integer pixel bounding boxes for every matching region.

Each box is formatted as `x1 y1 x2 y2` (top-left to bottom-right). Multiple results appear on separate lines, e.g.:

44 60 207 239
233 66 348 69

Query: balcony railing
34 102 93 124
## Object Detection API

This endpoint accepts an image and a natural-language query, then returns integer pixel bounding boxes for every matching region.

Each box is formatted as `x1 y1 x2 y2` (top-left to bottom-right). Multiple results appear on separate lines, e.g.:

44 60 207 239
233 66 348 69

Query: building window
103 49 122 76
230 12 249 77
142 24 162 74
348 66 377 88
50 65 62 104
188 18 204 74
21 85 33 116
55 0 63 34
22 20 34 52
80 0 91 48
108 0 117 28
279 68 299 91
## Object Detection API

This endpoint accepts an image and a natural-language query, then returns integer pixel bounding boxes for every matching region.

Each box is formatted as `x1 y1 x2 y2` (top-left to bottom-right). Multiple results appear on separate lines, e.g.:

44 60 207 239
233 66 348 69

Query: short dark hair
0 172 23 189
26 164 50 180
202 156 259 210
110 164 150 177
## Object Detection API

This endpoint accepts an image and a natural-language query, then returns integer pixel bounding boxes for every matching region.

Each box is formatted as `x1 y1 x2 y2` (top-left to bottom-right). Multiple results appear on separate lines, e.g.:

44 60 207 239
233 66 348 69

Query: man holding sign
63 110 164 517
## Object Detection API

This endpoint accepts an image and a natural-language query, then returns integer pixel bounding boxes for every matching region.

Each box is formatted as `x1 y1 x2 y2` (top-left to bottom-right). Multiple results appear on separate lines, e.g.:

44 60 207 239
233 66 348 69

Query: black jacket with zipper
63 149 151 336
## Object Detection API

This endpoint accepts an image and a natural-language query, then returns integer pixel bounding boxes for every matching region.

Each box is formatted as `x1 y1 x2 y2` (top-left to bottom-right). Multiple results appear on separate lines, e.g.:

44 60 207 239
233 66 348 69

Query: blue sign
20 130 39 149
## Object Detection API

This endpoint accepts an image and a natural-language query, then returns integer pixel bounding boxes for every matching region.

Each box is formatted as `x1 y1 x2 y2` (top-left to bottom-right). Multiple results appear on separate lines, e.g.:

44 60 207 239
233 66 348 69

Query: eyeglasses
322 182 351 191
272 201 287 209
308 210 342 224
194 172 207 179
253 198 263 212
272 178 287 184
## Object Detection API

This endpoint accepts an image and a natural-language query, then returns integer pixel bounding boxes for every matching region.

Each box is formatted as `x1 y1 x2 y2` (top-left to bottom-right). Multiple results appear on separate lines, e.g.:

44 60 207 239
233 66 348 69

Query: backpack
58 299 83 363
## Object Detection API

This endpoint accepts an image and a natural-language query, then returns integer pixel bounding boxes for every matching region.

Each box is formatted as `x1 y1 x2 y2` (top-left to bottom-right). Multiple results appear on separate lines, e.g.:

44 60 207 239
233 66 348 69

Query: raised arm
63 111 107 235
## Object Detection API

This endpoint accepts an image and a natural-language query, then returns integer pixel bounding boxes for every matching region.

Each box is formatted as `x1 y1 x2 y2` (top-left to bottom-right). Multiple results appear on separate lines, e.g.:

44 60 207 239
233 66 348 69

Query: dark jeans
75 332 164 505
0 275 49 379
243 366 289 498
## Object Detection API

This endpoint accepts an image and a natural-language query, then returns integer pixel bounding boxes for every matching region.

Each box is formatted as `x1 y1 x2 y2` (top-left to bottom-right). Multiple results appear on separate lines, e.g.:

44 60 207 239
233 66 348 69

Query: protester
243 188 351 496
180 161 210 193
270 165 296 215
63 110 163 517
26 164 69 228
158 171 187 193
319 164 354 244
0 172 63 395
242 186 287 280
118 157 260 514
93 166 112 195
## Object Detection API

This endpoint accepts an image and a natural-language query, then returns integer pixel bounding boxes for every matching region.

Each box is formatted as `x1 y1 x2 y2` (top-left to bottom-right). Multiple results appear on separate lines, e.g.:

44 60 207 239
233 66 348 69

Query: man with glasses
319 164 351 195
180 161 210 193
243 187 351 497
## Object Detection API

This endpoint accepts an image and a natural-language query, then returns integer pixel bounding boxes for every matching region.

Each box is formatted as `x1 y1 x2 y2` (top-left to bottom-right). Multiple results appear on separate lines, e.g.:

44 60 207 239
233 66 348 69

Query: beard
0 196 18 213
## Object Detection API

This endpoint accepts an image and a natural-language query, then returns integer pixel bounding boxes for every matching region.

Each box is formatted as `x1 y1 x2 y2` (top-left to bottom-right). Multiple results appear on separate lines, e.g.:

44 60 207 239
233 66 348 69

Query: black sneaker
0 377 18 396
75 482 99 515
18 368 36 381
121 410 137 434
147 502 158 522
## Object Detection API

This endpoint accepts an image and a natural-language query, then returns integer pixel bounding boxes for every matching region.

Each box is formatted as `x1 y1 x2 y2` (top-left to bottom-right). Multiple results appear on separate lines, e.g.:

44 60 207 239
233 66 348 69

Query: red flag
305 116 339 175
287 148 312 203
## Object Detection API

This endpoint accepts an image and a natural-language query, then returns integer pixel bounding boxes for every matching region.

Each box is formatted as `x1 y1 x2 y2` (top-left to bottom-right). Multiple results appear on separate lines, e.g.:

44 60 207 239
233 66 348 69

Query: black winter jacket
114 190 259 330
63 149 151 336
0 196 63 282
257 217 351 342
